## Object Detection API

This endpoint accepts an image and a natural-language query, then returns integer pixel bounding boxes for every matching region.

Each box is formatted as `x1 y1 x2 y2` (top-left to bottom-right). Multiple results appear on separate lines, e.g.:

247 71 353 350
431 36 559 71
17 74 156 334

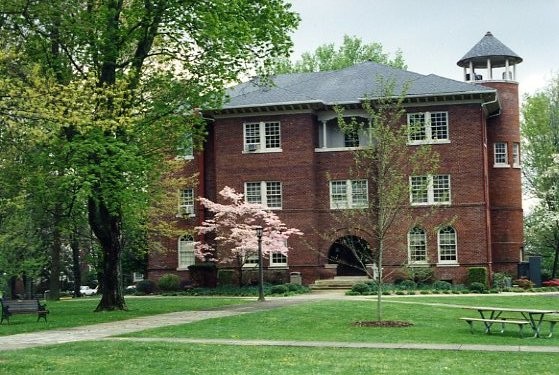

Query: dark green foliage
270 284 288 294
492 272 512 290
433 281 452 290
217 270 235 286
467 267 488 287
351 283 370 294
410 268 435 285
158 274 180 292
398 280 417 290
468 282 487 293
136 280 156 294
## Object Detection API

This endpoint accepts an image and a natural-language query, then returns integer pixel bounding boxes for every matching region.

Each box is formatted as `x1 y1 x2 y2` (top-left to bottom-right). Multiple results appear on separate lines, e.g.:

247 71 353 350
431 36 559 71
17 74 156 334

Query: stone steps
310 276 370 290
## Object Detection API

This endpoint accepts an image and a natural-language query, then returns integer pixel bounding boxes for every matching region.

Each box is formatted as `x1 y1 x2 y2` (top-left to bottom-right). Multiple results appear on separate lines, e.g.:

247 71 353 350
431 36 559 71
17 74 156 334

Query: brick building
148 32 524 286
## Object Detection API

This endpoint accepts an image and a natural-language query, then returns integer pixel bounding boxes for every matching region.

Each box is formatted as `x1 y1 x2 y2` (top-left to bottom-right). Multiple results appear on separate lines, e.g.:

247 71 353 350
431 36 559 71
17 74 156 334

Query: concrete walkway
1 290 559 353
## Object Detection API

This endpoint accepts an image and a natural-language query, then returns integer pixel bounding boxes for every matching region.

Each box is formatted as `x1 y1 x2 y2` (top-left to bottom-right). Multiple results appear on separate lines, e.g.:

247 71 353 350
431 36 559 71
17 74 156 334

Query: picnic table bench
1 298 49 324
459 317 531 337
461 306 559 338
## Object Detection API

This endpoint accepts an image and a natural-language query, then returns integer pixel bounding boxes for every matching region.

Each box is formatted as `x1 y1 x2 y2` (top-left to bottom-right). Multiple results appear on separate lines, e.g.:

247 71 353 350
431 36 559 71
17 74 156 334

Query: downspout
481 94 499 285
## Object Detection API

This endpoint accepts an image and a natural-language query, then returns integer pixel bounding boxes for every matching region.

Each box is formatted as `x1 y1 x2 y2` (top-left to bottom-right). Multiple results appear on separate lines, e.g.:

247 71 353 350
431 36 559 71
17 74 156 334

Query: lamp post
255 226 265 302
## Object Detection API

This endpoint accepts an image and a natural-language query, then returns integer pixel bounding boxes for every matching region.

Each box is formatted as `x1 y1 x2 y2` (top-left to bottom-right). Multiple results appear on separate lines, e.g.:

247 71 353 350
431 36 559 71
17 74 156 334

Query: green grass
0 296 248 336
124 295 559 346
0 340 556 374
1 294 558 373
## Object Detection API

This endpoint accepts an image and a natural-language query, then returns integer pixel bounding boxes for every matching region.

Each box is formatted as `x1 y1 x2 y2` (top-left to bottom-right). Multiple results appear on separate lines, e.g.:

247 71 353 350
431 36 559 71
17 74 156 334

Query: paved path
1 291 559 353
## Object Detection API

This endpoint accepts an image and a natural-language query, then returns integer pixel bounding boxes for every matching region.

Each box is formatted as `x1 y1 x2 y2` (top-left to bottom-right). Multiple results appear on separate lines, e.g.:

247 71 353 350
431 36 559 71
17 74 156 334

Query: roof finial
485 31 493 37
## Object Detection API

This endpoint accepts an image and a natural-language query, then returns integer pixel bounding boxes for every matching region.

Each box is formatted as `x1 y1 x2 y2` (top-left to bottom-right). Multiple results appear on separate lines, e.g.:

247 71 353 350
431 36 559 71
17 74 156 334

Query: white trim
437 226 458 264
177 235 195 270
512 142 521 168
407 111 450 145
493 142 510 167
329 179 369 209
243 121 282 153
408 227 428 263
244 181 283 210
409 175 451 206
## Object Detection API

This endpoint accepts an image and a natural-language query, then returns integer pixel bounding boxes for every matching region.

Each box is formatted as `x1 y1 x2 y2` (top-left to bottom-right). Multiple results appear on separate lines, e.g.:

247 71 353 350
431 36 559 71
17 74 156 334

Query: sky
286 0 559 98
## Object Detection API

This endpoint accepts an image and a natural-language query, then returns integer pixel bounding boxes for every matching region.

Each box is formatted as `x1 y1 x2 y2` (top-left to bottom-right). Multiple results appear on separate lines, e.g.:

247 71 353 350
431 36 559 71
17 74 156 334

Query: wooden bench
460 317 530 337
1 299 49 324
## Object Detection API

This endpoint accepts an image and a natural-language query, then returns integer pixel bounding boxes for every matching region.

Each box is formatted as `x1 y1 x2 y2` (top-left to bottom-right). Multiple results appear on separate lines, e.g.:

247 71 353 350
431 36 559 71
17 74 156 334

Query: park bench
460 317 530 337
1 298 49 324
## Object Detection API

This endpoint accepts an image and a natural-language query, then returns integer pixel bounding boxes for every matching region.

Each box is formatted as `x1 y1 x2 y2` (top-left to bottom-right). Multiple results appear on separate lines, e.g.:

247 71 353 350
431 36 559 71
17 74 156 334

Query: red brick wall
149 93 523 286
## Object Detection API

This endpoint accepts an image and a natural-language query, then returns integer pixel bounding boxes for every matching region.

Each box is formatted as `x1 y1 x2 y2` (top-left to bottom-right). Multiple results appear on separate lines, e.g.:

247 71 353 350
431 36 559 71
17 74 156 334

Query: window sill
493 164 510 168
436 262 459 267
243 148 282 154
513 164 521 169
315 146 366 152
175 155 194 161
410 202 451 207
407 140 451 146
269 266 288 269
177 267 193 271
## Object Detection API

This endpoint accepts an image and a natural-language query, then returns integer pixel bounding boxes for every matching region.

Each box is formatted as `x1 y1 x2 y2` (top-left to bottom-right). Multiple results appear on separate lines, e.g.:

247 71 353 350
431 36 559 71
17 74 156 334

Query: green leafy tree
334 83 439 321
0 0 299 311
274 35 406 74
522 75 559 278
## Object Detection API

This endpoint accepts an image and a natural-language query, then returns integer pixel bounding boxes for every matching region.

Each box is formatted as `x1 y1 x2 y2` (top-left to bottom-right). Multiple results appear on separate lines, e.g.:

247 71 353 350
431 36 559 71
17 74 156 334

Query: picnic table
461 306 559 338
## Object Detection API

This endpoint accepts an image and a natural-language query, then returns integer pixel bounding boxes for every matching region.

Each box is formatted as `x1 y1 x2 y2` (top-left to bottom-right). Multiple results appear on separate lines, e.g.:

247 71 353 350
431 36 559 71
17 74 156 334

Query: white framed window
408 112 449 144
178 235 195 270
132 272 144 282
408 227 427 263
494 142 509 167
178 188 195 217
270 253 288 267
245 181 282 209
329 180 369 209
177 133 194 159
243 254 259 268
243 121 281 152
438 226 457 264
410 175 451 205
512 143 521 168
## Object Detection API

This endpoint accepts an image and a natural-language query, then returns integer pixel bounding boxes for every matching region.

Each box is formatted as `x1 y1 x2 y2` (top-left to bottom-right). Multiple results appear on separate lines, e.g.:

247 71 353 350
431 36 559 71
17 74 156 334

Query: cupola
457 31 522 82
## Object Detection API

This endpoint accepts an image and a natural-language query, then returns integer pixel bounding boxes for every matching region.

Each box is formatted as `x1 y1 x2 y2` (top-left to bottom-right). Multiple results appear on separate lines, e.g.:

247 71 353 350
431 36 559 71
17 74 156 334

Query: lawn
0 296 249 336
123 294 559 346
0 294 558 374
0 340 556 375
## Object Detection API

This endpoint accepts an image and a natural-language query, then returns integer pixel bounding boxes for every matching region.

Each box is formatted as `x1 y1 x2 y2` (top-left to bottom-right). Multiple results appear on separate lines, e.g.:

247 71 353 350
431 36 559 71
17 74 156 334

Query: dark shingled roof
457 31 522 69
223 61 495 110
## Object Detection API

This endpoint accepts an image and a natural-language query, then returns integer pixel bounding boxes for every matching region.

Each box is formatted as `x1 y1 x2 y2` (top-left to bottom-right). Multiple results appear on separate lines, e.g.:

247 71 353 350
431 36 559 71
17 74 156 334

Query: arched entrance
328 236 373 276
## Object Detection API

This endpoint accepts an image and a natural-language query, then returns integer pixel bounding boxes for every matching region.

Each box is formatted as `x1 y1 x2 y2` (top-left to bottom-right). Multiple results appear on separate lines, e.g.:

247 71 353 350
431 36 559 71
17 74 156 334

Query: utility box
290 272 302 285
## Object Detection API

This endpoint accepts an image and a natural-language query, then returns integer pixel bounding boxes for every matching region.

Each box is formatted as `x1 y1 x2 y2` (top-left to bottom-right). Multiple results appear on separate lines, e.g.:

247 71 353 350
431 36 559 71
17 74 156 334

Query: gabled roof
457 31 522 69
220 61 495 113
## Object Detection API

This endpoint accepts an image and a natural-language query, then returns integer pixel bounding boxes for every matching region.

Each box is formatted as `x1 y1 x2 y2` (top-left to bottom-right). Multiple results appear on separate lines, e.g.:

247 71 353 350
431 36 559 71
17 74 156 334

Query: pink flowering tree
195 187 303 286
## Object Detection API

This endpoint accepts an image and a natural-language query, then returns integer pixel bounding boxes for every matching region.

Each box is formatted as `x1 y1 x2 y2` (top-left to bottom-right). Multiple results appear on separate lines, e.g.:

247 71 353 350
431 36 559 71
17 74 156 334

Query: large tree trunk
88 197 127 311
47 225 61 301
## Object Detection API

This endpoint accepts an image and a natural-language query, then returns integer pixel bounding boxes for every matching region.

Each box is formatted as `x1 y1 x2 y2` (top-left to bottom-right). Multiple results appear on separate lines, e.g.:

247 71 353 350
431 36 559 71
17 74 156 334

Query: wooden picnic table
462 306 559 338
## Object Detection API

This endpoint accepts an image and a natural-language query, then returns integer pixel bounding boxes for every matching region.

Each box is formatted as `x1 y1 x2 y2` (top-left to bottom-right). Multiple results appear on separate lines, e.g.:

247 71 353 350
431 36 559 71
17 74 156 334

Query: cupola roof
457 31 522 69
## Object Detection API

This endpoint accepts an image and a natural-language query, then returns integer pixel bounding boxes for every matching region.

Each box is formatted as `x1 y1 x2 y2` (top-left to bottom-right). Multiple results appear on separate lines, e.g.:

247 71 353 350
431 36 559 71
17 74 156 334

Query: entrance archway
328 236 372 276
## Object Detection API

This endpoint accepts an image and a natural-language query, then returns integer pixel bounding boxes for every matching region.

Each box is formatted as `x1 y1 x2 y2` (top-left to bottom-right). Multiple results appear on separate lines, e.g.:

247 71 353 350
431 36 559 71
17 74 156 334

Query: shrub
136 279 157 294
391 268 410 284
410 267 435 285
433 280 452 290
468 267 488 288
351 282 370 295
399 280 417 290
158 274 180 292
286 283 303 292
542 279 559 287
270 284 288 294
468 282 487 293
492 272 511 290
513 278 534 289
